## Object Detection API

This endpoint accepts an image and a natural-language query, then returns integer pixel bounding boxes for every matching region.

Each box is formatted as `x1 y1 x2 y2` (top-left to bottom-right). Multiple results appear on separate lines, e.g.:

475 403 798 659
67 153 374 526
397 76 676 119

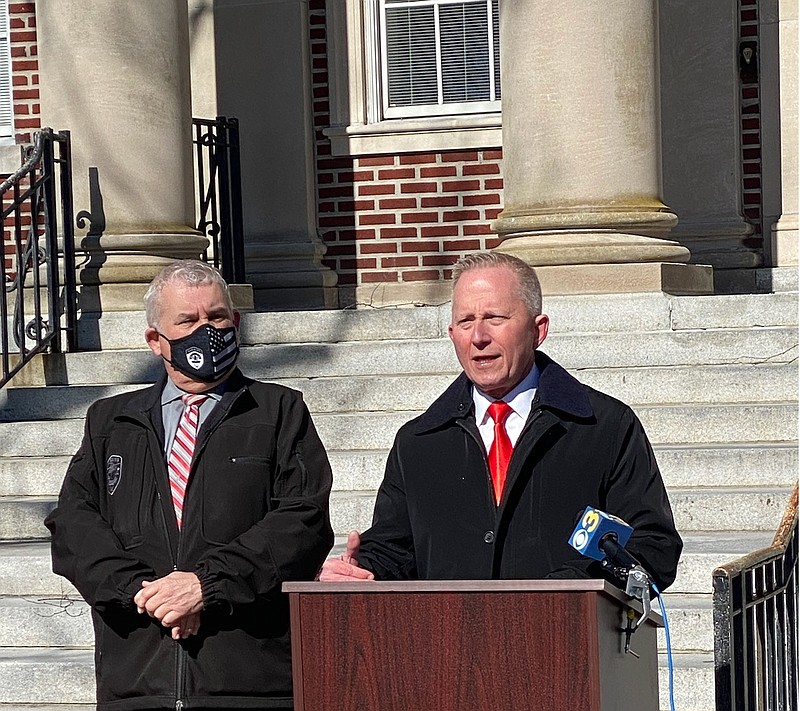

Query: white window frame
0 0 14 142
324 0 501 156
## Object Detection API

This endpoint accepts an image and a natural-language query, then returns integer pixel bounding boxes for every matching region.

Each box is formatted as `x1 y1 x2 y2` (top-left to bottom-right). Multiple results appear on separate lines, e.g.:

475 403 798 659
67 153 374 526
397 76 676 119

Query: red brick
358 156 395 167
442 179 480 192
12 76 27 86
741 9 757 21
359 213 396 226
743 178 761 189
11 60 37 71
339 258 377 270
319 201 336 213
381 256 418 268
740 24 758 37
463 194 501 207
13 118 39 128
310 29 326 41
336 229 376 241
483 149 503 160
358 184 396 196
362 271 398 283
339 199 375 212
9 4 35 13
401 241 440 253
10 30 35 42
744 207 761 218
12 89 38 100
336 272 357 285
463 163 500 176
313 101 329 113
443 210 480 222
10 47 26 57
484 236 504 249
319 186 354 199
742 103 760 114
401 212 440 224
423 255 459 267
463 224 493 236
399 153 437 165
379 227 418 239
9 18 24 28
360 242 398 255
348 170 375 183
378 168 416 180
420 166 457 178
484 178 504 190
313 87 328 99
441 151 479 162
742 87 759 100
742 133 760 145
324 244 357 256
320 215 356 228
421 225 459 238
485 208 501 220
318 157 354 170
318 173 334 184
444 239 481 251
743 148 761 160
402 269 440 282
421 196 458 208
378 198 417 210
743 192 761 205
400 182 438 194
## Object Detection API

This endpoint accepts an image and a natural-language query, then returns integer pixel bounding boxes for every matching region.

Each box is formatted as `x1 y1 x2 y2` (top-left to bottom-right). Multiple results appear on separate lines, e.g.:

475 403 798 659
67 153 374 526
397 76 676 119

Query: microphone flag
569 506 633 561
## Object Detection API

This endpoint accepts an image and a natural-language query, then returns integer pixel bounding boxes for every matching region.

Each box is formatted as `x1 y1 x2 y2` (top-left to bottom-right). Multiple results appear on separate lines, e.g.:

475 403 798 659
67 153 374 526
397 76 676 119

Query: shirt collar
161 377 226 406
473 363 540 425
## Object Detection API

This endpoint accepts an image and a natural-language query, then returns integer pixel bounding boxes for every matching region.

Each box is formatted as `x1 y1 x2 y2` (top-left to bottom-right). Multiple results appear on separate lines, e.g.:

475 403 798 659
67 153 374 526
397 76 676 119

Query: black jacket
45 370 334 710
358 352 682 590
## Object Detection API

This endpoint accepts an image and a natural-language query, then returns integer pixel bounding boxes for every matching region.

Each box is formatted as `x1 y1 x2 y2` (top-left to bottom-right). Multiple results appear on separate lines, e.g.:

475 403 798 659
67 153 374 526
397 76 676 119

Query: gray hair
451 251 543 316
144 260 233 328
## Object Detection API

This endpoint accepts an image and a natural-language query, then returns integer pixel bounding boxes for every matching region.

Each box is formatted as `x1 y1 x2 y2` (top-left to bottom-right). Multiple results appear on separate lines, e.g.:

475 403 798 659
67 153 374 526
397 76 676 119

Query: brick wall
8 1 39 144
309 1 504 294
739 0 762 242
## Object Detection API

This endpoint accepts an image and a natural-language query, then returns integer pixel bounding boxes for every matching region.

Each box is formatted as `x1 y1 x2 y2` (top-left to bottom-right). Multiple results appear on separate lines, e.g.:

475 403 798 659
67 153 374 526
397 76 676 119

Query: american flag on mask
209 327 238 375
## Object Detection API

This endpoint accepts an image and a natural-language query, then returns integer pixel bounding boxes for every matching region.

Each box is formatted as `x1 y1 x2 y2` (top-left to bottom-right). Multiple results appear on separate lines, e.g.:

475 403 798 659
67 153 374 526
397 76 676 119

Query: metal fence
192 116 245 284
713 485 799 711
1 128 77 389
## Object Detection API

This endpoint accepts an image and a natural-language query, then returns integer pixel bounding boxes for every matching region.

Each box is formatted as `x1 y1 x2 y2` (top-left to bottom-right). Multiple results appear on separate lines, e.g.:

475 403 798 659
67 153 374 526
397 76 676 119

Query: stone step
0 648 94 705
658 652 714 711
656 593 714 654
0 597 93 647
73 291 799 350
1 443 796 499
3 361 796 422
0 542 79 597
327 487 794 539
1 401 793 458
20 324 799 386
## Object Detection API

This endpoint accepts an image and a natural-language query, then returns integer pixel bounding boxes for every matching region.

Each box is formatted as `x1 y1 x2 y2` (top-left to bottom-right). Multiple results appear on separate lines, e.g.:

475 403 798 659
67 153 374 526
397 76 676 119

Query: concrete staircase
0 286 797 711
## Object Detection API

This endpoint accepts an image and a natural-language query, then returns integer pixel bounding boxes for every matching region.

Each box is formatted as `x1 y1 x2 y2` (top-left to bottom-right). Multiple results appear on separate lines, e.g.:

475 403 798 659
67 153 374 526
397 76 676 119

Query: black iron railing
713 486 798 710
192 116 245 284
1 128 77 389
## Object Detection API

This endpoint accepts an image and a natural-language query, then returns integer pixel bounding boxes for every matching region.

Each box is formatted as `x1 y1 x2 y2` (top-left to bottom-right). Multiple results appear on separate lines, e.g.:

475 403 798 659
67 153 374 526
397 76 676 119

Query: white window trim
0 0 14 143
324 0 501 156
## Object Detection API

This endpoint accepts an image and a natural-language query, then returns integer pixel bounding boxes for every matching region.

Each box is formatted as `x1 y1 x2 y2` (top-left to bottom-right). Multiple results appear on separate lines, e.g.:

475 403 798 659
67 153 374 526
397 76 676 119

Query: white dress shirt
473 364 540 453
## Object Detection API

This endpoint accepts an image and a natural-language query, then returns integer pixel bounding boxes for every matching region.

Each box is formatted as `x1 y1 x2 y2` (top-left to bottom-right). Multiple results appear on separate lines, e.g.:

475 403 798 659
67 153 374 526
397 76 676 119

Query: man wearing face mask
45 260 333 711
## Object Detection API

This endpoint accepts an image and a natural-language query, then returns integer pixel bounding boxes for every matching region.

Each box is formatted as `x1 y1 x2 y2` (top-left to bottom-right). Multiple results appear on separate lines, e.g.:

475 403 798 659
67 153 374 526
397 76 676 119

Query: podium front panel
285 581 658 711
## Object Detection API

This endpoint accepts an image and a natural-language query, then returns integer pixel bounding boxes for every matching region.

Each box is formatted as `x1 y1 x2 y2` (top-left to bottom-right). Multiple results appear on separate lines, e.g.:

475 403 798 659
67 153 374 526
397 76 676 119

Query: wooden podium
283 579 661 711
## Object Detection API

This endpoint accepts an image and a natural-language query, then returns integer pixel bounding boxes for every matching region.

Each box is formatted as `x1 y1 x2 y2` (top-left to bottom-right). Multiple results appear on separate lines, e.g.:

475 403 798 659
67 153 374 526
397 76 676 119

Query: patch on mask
185 346 205 370
106 455 123 495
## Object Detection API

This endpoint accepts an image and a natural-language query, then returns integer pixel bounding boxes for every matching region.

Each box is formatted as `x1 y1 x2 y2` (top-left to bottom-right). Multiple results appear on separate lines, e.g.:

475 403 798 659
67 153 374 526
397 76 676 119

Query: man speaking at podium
320 252 681 590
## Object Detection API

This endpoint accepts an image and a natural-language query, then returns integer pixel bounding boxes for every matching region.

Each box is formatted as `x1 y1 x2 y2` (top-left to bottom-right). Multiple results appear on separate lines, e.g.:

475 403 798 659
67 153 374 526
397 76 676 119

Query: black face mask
159 324 239 383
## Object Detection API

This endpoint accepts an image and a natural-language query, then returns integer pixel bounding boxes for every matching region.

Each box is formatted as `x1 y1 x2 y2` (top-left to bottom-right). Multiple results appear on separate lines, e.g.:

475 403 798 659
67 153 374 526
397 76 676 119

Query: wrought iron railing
713 485 799 710
192 116 245 284
1 128 77 389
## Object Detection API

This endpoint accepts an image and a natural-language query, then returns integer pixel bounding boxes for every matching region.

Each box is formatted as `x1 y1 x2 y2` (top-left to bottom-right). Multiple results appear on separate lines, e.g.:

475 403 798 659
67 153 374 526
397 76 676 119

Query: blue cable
652 583 676 711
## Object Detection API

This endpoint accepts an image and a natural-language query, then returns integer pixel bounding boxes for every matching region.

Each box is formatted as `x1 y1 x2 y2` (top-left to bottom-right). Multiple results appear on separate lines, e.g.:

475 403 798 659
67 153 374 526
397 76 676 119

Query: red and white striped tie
168 393 207 529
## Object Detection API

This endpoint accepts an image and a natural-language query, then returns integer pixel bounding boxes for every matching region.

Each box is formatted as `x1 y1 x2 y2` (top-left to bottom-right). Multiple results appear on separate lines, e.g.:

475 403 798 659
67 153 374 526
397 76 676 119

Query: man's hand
134 571 204 626
319 530 375 581
169 611 202 640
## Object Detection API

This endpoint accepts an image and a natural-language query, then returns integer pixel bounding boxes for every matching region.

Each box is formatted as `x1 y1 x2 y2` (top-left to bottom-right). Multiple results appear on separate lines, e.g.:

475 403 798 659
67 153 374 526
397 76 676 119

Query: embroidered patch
185 346 204 370
106 455 123 495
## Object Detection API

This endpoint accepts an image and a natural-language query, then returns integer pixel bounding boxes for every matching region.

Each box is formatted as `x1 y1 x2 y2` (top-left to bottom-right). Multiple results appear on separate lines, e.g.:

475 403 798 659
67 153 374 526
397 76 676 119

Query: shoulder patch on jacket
106 455 123 495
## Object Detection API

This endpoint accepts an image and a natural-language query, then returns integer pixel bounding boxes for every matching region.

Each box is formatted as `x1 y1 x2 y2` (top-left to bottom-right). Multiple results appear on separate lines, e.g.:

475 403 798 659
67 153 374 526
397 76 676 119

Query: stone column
659 0 758 282
493 0 712 295
37 0 208 312
214 0 337 310
763 0 798 268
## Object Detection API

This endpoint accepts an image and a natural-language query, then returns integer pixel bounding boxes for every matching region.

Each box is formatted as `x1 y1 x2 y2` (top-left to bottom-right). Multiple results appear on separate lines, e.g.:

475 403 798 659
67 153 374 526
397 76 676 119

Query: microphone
568 506 654 639
569 506 634 565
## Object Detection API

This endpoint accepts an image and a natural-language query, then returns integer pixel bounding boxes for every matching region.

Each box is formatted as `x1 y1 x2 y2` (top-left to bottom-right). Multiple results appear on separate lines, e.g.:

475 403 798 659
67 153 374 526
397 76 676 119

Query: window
325 0 502 156
381 0 500 119
0 0 13 140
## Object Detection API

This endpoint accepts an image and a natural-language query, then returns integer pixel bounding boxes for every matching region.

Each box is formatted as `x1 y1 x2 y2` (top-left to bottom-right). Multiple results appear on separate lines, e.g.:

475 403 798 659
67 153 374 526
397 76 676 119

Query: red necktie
168 393 207 529
487 401 513 505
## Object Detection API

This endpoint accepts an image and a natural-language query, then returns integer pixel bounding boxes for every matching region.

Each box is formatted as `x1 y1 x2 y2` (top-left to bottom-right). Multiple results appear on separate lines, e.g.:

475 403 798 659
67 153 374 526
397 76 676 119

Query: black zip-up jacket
45 370 334 710
358 352 682 590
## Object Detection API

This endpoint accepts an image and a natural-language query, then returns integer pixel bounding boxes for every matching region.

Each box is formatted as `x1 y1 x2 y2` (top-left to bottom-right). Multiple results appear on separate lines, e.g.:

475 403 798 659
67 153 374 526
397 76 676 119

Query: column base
769 214 799 267
493 231 691 266
533 262 713 296
245 236 339 311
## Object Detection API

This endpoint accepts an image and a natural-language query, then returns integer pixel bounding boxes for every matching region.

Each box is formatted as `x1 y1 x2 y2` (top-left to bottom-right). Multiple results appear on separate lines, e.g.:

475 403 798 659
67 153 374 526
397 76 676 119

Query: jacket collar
414 351 593 434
